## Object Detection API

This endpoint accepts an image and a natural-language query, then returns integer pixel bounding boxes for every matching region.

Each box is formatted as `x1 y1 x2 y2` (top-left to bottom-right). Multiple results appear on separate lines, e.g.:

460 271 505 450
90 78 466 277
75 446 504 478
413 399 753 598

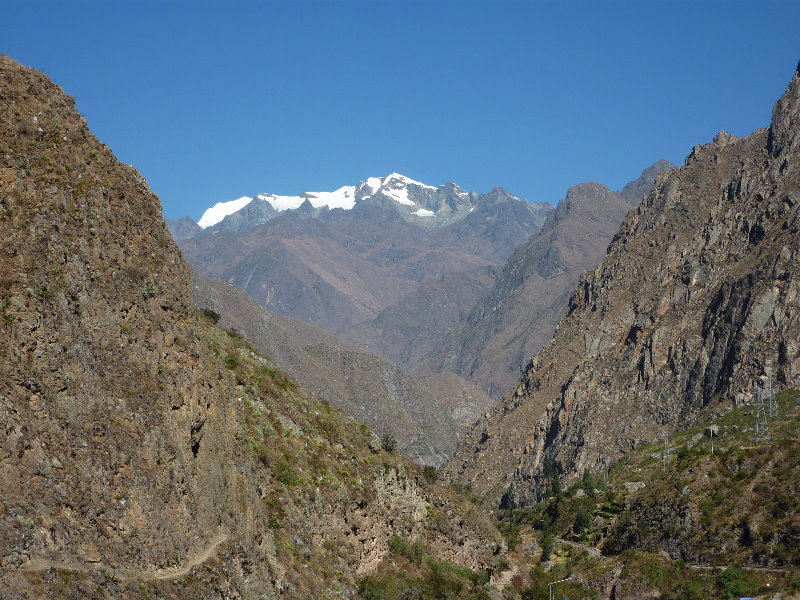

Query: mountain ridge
177 182 551 335
171 172 549 239
442 61 800 506
190 267 493 466
421 159 675 398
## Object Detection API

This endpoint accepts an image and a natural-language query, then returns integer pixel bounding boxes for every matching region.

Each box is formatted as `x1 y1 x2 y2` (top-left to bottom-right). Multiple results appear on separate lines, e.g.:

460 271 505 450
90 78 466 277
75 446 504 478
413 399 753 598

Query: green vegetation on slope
488 388 800 599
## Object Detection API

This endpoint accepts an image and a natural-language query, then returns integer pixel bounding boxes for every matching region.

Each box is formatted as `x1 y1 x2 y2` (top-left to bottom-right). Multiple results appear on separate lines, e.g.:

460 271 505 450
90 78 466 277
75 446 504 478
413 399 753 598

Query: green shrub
580 467 602 495
716 567 757 599
540 532 554 562
421 559 463 599
679 576 707 600
423 465 438 483
275 459 299 486
202 308 221 324
543 456 561 496
226 327 243 340
268 514 282 530
381 434 397 453
388 535 425 566
357 574 406 600
223 353 238 369
573 506 592 536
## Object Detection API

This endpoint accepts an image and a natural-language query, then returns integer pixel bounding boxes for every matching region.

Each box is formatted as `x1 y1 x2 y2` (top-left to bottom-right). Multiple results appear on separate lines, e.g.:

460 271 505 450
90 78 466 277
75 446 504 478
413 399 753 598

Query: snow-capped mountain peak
195 173 501 231
197 196 254 229
356 173 438 207
256 185 356 213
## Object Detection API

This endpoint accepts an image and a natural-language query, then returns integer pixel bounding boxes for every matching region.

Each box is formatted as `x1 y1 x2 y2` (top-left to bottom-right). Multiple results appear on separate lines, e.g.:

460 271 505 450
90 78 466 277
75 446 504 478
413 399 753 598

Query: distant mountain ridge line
173 160 674 406
188 171 540 233
175 179 553 337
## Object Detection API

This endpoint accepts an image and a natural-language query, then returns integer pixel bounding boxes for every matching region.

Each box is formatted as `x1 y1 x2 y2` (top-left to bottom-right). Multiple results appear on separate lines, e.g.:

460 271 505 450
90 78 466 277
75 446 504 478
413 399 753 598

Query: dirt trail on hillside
20 532 230 581
687 563 791 574
555 536 601 557
151 532 229 580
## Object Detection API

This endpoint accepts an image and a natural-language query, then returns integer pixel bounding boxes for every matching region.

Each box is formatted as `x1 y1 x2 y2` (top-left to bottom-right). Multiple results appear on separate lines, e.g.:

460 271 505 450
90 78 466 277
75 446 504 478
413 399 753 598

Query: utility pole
754 387 771 444
768 373 778 418
549 576 572 600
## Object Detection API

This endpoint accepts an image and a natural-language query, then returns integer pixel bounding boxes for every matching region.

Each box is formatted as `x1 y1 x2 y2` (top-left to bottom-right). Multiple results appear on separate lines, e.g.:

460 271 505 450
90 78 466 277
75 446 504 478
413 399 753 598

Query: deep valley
2 53 800 600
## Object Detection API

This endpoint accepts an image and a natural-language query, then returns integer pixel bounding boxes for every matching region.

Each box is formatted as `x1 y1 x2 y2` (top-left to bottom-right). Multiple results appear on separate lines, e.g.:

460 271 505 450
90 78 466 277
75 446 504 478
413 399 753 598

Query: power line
549 576 572 600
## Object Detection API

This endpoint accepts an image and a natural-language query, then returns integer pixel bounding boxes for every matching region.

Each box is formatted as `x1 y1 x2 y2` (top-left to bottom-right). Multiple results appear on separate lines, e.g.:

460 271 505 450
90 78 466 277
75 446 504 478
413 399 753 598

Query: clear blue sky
4 1 800 220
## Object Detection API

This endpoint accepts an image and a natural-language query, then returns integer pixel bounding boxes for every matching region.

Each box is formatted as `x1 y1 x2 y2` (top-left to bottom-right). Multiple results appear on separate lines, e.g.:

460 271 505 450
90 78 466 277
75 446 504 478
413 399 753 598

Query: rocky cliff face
0 53 238 573
0 56 503 598
427 161 673 399
443 61 800 506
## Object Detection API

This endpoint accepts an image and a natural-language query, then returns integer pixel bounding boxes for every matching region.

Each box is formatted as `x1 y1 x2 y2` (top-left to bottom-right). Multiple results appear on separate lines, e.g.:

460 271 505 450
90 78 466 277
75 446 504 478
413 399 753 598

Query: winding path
555 536 601 557
151 532 229 580
20 531 230 581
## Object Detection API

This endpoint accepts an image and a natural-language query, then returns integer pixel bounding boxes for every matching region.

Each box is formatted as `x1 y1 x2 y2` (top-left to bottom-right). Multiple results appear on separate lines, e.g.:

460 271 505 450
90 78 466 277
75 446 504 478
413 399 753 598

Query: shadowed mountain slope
190 268 492 466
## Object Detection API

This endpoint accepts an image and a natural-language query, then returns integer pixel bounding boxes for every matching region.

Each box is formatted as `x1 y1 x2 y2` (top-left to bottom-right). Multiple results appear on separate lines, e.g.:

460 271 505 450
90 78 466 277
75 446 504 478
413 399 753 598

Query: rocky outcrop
428 161 674 399
166 215 203 241
0 53 265 589
443 62 800 506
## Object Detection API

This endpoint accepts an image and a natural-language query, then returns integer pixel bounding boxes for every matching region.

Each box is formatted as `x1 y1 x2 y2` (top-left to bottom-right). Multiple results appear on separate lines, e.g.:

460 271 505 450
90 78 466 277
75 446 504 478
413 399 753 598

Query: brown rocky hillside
0 55 504 598
443 60 800 506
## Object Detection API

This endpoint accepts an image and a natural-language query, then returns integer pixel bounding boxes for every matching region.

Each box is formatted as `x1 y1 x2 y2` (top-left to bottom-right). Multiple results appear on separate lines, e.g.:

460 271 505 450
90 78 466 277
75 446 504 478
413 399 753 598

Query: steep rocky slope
427 161 674 398
0 55 504 598
191 268 492 466
443 61 800 505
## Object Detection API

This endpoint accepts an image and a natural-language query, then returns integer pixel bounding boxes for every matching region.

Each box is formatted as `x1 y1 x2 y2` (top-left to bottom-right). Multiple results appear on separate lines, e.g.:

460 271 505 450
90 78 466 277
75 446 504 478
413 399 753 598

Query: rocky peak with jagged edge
169 173 545 239
442 61 800 507
768 59 800 157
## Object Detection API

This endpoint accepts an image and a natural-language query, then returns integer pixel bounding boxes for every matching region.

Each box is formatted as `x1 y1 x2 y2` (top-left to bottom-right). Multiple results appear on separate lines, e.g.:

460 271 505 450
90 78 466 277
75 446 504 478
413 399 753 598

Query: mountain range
402 161 675 397
5 53 800 599
0 55 502 598
172 180 550 336
172 162 674 402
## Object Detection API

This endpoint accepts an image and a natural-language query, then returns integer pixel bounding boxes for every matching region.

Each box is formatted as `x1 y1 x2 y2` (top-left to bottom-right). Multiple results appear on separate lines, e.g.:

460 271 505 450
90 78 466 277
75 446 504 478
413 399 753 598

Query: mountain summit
177 176 551 334
186 173 534 236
